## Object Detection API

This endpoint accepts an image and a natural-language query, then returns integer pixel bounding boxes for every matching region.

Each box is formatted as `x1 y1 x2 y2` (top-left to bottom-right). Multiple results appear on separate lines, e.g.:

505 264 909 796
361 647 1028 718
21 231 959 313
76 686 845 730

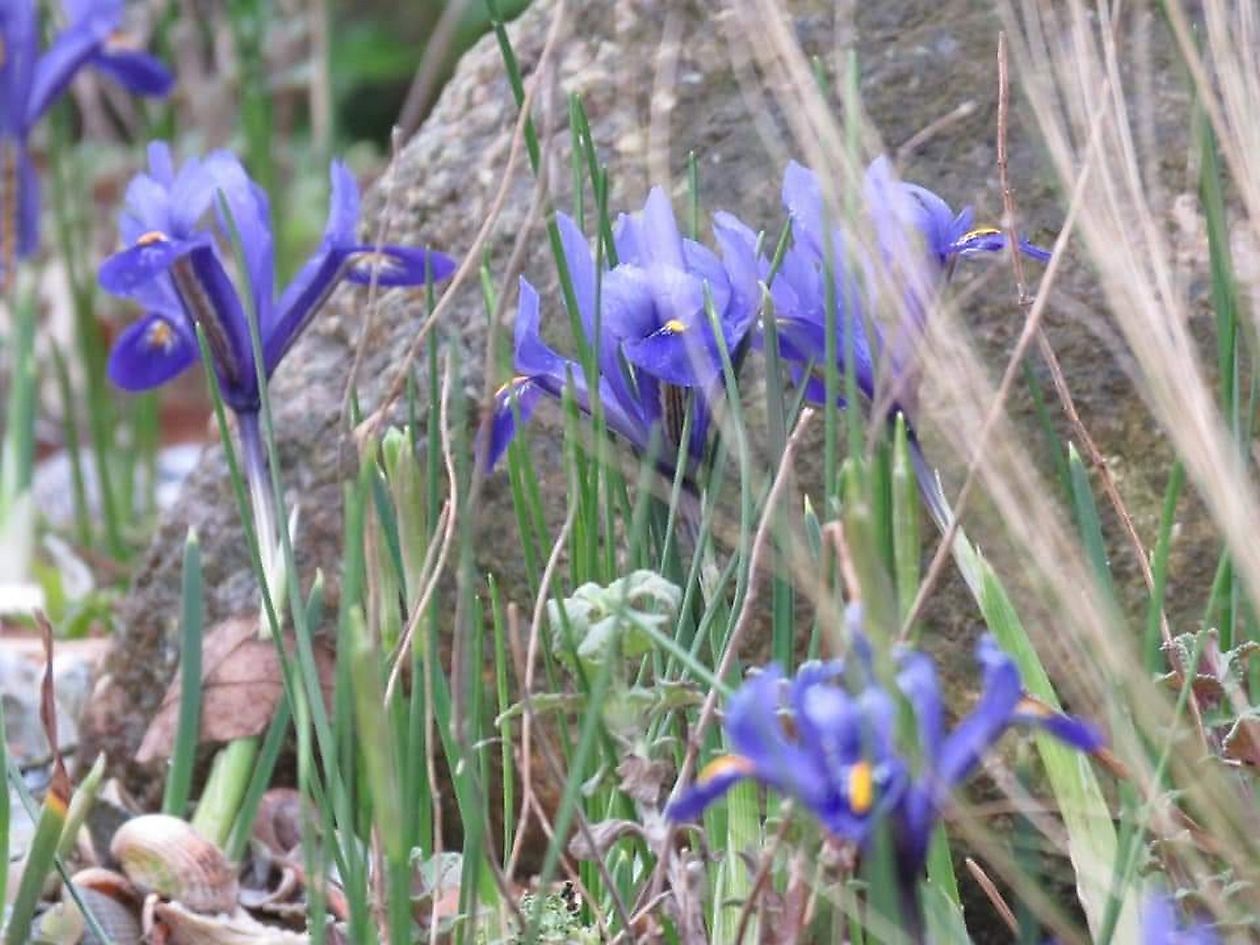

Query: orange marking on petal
495 375 530 398
848 760 874 814
661 318 686 334
1016 695 1055 719
105 30 140 51
698 754 755 785
350 250 400 272
960 226 1002 242
136 230 168 246
144 320 176 353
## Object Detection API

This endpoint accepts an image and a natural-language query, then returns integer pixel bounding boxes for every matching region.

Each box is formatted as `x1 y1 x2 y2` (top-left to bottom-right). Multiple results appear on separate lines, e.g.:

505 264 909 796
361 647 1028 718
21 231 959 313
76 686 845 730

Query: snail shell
72 868 143 945
36 869 142 945
152 900 310 945
110 815 239 914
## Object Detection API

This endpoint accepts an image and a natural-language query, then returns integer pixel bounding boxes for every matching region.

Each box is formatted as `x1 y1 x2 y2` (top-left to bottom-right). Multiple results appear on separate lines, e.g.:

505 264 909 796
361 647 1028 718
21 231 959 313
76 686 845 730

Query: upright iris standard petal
103 142 454 414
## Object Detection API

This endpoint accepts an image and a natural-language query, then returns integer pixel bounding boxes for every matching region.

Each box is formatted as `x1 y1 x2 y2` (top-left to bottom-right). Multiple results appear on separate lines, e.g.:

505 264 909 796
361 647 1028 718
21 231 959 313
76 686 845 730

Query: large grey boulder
85 0 1195 827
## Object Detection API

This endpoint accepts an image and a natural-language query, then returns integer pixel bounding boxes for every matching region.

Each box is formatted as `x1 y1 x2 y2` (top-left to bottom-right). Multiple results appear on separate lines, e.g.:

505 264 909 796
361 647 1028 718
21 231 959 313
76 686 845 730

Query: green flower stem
6 771 69 945
191 737 260 848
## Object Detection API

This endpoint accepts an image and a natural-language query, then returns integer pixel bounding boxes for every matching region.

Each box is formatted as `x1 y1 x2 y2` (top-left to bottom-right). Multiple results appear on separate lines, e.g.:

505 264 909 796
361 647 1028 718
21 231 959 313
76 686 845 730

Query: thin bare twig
895 100 979 167
384 347 460 703
965 857 1019 934
897 68 1110 640
357 0 569 443
649 409 814 904
342 126 406 426
992 34 1207 745
505 491 577 877
732 809 795 945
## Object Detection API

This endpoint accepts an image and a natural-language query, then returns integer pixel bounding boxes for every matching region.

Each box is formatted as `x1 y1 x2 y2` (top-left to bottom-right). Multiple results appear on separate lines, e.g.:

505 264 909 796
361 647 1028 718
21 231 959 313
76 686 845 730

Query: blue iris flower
768 157 1051 415
0 0 172 278
668 632 1102 895
101 141 456 416
1142 895 1220 945
483 187 760 473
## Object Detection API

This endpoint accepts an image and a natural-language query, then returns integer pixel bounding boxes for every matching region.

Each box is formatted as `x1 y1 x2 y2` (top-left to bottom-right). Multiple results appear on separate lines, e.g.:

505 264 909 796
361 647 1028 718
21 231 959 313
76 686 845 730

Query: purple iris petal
206 155 274 318
181 242 256 398
104 142 454 415
724 666 830 809
556 211 598 331
481 279 657 468
628 186 686 270
263 248 343 366
24 4 116 127
1012 698 1105 752
90 48 174 97
622 319 723 388
16 146 39 257
1018 236 1052 262
484 377 546 469
107 312 196 391
3 0 168 269
597 265 657 349
98 234 204 295
712 210 763 329
933 636 1023 792
781 160 827 257
866 157 958 265
514 277 568 378
665 756 754 822
895 651 946 767
0 1 39 128
343 246 457 287
1141 895 1220 945
487 192 759 475
324 159 359 242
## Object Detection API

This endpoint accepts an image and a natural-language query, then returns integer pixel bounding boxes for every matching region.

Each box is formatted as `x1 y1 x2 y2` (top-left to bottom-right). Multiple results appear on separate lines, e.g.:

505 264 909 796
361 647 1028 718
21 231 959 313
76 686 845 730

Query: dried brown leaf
36 610 71 804
251 788 304 857
568 818 644 861
1222 712 1260 766
137 617 335 763
616 755 671 806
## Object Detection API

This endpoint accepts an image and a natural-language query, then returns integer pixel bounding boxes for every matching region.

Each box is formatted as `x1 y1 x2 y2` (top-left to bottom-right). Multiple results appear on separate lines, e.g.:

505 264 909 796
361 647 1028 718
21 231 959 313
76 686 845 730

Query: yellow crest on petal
661 319 687 335
350 250 401 273
848 760 874 814
495 375 530 398
136 230 169 246
697 754 755 785
959 226 1002 242
1016 694 1055 719
144 320 176 354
